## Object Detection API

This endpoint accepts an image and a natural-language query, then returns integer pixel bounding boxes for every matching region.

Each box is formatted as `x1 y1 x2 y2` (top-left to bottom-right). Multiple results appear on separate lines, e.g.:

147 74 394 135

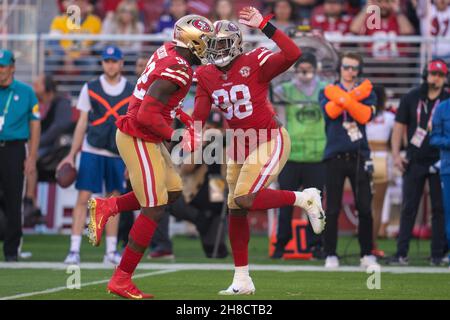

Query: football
55 163 77 188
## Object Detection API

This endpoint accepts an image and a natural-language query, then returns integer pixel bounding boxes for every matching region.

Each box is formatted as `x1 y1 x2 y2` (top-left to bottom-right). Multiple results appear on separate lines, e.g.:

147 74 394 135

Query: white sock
106 236 117 254
234 265 249 280
70 235 81 253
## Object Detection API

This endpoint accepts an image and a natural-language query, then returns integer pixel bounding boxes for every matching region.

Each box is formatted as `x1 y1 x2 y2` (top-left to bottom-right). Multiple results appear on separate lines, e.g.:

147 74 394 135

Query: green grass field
0 234 449 300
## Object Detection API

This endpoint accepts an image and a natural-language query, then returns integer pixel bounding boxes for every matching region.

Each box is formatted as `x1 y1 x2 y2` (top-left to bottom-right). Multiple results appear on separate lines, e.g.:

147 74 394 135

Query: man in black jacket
389 59 449 266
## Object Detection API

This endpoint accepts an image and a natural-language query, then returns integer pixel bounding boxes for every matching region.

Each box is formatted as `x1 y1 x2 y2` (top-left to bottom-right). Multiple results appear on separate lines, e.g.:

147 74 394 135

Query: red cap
428 60 448 74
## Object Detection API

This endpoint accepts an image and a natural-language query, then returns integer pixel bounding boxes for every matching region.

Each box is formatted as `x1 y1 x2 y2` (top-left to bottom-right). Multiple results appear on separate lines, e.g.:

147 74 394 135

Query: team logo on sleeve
239 66 251 78
192 19 213 32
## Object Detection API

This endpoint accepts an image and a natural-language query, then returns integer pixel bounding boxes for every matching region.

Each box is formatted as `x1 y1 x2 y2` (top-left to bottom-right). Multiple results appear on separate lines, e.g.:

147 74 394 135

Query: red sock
118 246 143 274
250 189 295 210
229 215 250 267
116 192 141 212
118 213 157 274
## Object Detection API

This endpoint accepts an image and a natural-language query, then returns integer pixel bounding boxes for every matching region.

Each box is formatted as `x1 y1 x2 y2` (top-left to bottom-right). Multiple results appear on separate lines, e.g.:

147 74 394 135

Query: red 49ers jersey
195 47 280 132
116 42 193 142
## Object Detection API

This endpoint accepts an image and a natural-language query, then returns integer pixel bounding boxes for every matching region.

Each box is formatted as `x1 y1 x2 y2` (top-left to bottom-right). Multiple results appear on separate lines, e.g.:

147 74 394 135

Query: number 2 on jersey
212 84 253 120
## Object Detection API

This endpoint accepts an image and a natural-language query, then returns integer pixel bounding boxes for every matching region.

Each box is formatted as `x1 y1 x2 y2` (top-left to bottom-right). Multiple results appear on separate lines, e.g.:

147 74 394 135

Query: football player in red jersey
87 14 214 299
192 7 325 295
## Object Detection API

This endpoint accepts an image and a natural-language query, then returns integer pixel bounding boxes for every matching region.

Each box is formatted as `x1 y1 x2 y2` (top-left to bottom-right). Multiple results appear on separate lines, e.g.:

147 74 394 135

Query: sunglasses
429 71 446 78
341 64 359 71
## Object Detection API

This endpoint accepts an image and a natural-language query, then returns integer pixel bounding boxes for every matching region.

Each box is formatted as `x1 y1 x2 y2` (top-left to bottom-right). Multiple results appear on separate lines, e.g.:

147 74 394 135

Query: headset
336 52 364 78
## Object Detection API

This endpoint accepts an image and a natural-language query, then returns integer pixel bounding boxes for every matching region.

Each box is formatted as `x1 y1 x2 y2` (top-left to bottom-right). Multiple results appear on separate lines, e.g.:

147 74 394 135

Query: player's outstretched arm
192 81 213 128
239 6 301 82
136 79 179 140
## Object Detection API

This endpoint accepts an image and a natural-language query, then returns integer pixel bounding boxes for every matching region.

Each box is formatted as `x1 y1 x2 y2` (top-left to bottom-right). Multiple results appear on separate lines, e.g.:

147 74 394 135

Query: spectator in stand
430 0 450 62
155 0 189 35
293 0 317 25
365 85 395 258
310 0 352 38
49 0 102 74
258 0 296 48
100 0 144 54
350 0 414 59
212 0 251 34
96 0 145 18
269 0 297 33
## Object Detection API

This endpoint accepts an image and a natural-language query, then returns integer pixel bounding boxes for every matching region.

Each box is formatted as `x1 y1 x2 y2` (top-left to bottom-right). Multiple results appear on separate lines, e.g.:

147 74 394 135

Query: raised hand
238 6 264 29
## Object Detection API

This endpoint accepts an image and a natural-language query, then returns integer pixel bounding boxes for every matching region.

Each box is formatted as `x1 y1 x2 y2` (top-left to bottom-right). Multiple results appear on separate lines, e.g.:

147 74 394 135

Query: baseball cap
0 49 15 66
102 45 123 61
428 60 448 75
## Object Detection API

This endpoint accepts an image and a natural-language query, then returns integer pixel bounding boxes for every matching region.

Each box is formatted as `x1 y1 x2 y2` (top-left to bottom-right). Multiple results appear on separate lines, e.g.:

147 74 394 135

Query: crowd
47 0 450 61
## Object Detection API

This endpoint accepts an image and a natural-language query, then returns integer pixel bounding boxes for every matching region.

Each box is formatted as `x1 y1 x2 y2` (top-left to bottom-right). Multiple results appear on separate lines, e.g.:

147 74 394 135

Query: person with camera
389 59 449 266
320 51 378 269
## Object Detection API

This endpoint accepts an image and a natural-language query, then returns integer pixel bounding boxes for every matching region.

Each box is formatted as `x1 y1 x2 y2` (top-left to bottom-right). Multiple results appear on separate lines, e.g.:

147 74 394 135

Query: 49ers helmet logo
192 19 213 32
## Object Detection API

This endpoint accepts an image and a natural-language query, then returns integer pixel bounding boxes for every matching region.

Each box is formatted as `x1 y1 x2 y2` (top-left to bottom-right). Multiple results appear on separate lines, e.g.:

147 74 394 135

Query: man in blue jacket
320 52 378 269
430 83 450 269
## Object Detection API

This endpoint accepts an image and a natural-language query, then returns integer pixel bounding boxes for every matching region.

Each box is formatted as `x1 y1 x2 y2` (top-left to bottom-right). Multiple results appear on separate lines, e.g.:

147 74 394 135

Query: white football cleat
360 255 380 269
294 188 326 234
218 276 256 295
325 255 339 268
103 251 122 265
64 251 80 265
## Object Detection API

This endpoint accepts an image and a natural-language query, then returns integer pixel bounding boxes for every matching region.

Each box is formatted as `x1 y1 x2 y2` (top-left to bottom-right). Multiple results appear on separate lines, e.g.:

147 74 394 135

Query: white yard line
0 269 177 300
0 262 448 274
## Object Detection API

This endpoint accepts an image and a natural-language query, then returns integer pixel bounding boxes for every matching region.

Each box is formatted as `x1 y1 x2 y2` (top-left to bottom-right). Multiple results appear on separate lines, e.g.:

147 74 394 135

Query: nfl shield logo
240 66 250 78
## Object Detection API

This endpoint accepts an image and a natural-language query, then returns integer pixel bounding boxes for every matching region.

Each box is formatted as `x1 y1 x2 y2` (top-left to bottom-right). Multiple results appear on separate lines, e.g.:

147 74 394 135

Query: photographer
389 59 449 266
319 51 378 269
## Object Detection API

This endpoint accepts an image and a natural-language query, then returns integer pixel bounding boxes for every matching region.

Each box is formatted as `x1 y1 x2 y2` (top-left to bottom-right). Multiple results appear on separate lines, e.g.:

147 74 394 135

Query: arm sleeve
430 103 450 150
258 27 302 83
325 101 344 119
29 89 40 121
136 95 174 140
40 98 73 148
344 91 377 125
192 81 213 128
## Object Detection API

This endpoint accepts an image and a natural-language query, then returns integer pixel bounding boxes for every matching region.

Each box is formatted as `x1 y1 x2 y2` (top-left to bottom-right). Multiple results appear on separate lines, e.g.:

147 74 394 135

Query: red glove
181 126 202 153
175 108 193 128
